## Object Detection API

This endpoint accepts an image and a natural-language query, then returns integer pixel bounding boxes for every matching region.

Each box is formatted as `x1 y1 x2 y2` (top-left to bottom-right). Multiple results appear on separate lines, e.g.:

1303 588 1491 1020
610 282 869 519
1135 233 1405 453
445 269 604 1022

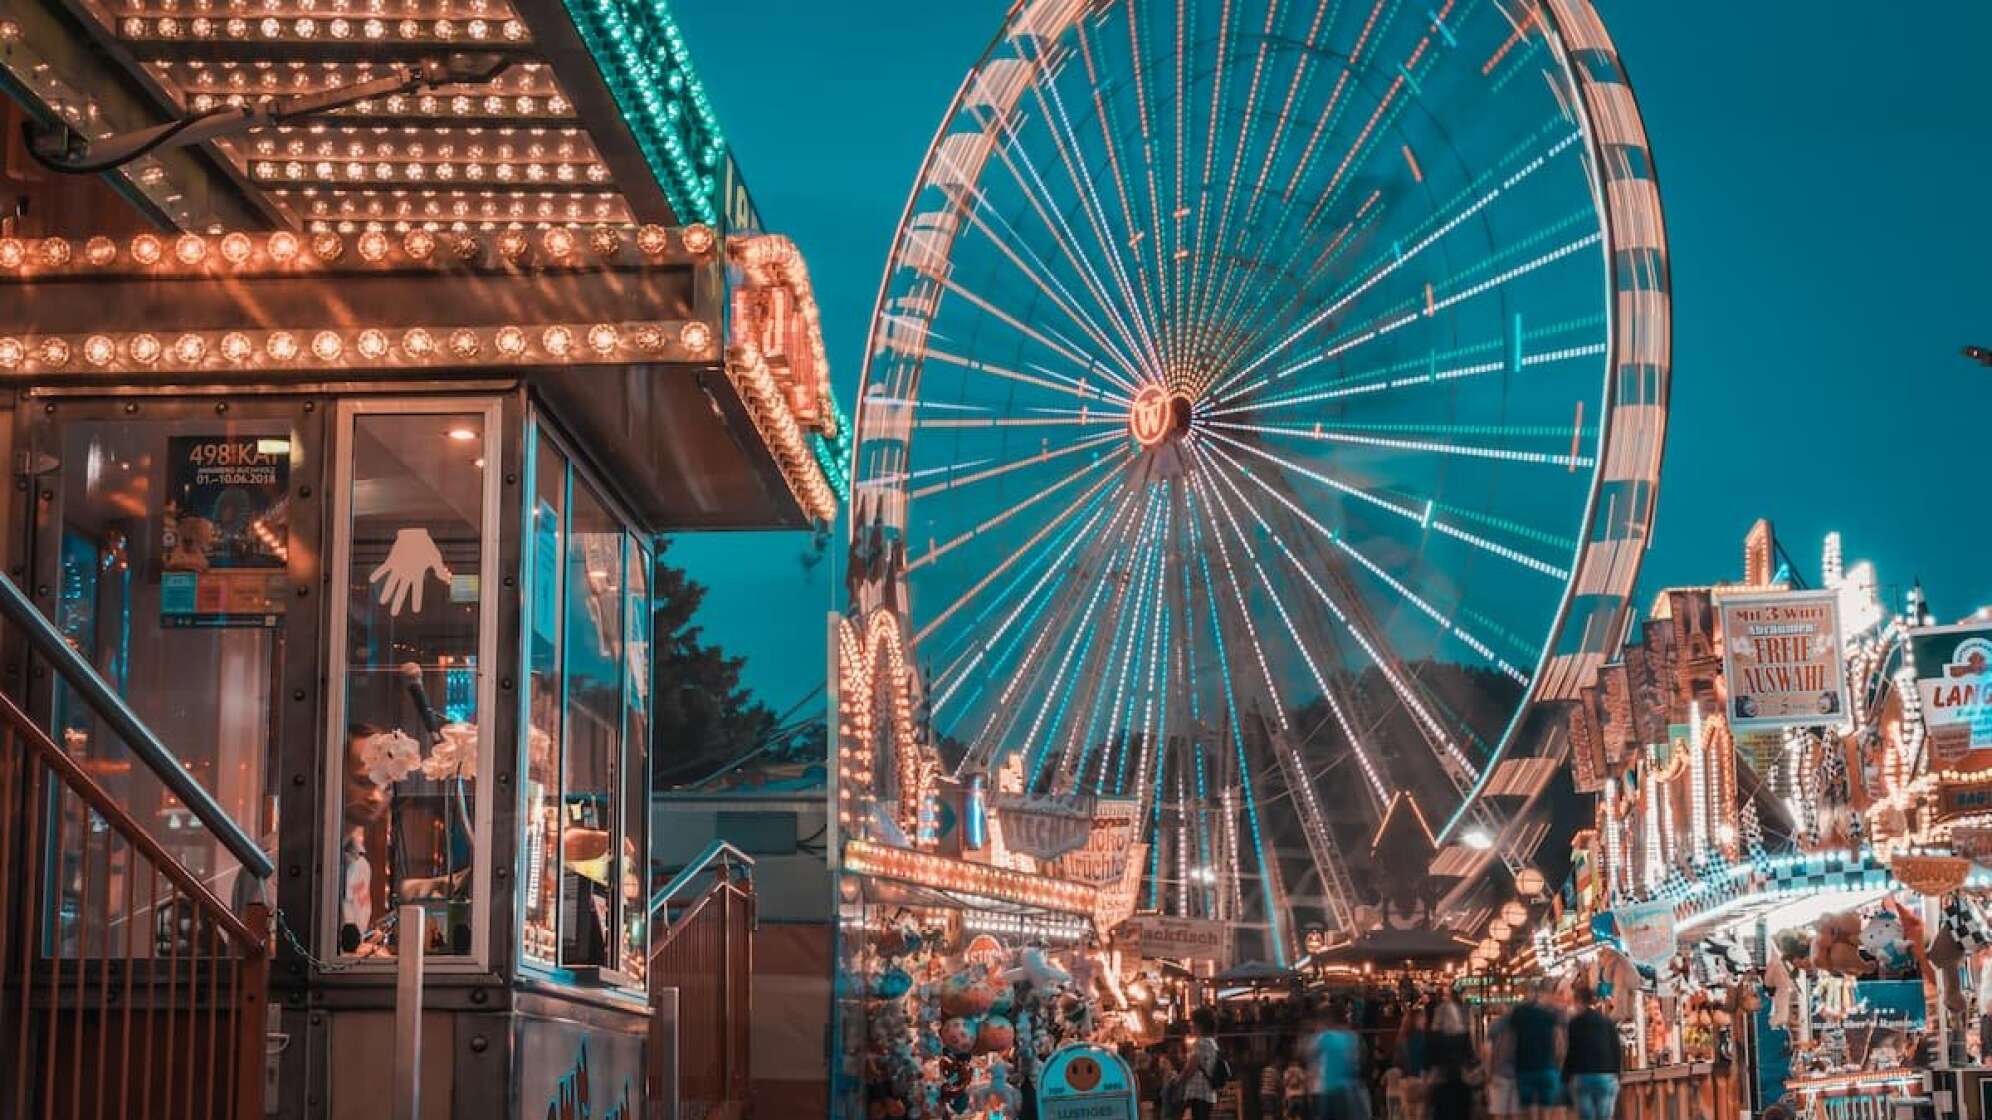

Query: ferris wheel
850 0 1668 959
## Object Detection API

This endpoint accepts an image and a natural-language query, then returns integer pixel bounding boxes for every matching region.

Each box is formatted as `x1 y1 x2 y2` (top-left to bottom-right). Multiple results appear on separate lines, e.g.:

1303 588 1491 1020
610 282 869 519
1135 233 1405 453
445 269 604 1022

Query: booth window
326 405 495 961
520 427 651 981
620 544 652 979
48 416 291 957
522 432 566 964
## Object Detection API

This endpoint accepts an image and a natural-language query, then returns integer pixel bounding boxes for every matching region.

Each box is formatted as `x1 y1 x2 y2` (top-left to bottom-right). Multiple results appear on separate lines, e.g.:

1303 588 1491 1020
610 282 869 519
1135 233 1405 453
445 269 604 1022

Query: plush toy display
858 926 1107 1119
1809 910 1873 977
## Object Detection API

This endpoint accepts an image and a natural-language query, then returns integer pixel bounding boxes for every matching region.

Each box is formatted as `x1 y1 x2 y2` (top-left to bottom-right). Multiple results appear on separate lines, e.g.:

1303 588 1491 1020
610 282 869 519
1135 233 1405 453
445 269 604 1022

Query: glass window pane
335 411 487 959
560 482 622 968
620 544 651 979
522 432 566 964
51 418 290 957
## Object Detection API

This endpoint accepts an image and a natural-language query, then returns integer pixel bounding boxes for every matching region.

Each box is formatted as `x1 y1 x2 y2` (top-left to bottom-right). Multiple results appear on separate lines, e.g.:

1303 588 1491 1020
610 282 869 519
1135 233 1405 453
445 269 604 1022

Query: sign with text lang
1037 1043 1136 1120
1912 623 1992 770
1113 914 1230 963
1718 590 1847 731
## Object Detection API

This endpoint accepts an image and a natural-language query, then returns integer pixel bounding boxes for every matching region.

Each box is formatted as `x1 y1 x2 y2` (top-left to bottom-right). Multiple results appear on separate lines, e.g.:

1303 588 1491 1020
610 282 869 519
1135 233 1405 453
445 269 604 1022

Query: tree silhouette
649 538 779 787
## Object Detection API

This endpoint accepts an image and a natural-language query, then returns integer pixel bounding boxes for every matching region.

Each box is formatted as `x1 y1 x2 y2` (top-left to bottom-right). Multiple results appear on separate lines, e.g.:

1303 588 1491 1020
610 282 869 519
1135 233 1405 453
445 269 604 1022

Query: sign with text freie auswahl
1718 589 1847 731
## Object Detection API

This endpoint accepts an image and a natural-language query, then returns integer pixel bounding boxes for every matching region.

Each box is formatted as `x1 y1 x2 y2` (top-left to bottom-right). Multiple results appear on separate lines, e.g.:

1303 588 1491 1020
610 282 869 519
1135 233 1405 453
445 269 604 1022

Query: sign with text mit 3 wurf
1719 590 1847 731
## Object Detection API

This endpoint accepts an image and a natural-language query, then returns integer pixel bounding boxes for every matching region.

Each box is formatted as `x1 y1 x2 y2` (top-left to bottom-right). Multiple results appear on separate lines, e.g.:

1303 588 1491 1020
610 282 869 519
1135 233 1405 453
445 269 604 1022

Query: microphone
400 661 445 745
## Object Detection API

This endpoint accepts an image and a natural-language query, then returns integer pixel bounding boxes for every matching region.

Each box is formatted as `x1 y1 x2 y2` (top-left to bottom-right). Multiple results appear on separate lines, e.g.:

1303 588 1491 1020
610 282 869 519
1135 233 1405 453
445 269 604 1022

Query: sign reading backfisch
1113 915 1229 963
1911 623 1992 769
1719 590 1847 731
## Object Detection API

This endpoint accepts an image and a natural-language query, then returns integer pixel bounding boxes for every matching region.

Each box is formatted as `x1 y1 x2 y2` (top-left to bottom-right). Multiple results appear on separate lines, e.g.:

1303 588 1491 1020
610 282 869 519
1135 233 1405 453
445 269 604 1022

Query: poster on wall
1910 623 1992 769
160 435 289 627
1718 590 1847 731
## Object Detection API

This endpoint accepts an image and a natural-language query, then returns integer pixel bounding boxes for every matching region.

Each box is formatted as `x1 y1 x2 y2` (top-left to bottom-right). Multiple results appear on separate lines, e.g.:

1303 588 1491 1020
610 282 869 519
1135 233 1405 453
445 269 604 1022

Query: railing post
236 903 272 1120
394 905 425 1120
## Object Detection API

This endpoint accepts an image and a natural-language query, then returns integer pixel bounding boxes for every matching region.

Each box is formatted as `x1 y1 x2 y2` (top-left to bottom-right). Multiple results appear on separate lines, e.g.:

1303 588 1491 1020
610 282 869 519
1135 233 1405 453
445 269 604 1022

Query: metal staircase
0 570 273 1119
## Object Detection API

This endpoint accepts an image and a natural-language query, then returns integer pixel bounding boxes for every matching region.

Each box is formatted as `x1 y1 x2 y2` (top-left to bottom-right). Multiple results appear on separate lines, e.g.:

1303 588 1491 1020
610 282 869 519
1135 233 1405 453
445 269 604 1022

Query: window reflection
561 484 622 968
333 411 487 959
51 418 289 958
522 432 566 964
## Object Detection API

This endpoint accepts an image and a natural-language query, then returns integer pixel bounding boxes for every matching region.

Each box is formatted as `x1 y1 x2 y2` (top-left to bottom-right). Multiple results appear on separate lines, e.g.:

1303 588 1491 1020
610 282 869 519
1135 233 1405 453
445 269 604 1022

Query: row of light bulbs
127 0 512 12
0 223 715 274
190 90 574 120
122 13 529 42
286 191 627 225
255 157 608 184
843 839 1098 916
0 321 710 371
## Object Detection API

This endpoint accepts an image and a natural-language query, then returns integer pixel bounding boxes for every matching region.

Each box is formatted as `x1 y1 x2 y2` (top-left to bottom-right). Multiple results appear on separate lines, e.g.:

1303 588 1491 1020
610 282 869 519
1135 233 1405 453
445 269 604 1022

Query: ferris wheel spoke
1208 418 1595 469
952 185 1157 383
1209 122 1588 404
1118 1 1185 377
959 481 1150 766
1184 0 1297 357
1182 473 1288 956
1197 441 1488 793
910 428 1124 501
1189 441 1394 807
928 488 1120 721
1193 0 1342 372
1066 485 1169 791
1197 0 1417 379
1200 433 1528 695
921 344 1130 407
978 108 1166 382
1200 424 1571 582
912 448 1130 640
1009 489 1158 788
1075 16 1183 380
927 270 1143 392
1029 31 1175 381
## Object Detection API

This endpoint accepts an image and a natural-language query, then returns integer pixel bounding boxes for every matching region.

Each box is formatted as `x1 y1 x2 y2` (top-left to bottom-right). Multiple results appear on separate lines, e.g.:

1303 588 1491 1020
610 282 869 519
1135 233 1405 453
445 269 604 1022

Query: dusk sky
669 1 1992 709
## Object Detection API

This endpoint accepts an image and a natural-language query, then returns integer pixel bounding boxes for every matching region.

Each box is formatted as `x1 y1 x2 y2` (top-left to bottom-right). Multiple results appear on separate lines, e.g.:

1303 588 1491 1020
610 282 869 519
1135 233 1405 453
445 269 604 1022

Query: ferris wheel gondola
849 0 1669 961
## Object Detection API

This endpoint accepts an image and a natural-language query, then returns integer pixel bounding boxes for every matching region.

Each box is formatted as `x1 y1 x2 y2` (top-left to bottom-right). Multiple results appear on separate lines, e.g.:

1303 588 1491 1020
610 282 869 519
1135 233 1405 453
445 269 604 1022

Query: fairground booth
0 5 844 1115
1494 521 1992 1120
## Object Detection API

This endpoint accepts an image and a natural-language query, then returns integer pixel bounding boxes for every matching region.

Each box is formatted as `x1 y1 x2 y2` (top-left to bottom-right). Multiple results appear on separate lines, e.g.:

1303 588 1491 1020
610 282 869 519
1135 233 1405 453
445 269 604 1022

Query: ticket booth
0 221 838 1117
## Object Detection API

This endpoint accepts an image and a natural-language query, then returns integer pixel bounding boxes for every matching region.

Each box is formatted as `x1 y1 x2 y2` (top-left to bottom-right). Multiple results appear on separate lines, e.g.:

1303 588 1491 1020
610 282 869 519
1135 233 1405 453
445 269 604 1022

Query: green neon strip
562 0 723 224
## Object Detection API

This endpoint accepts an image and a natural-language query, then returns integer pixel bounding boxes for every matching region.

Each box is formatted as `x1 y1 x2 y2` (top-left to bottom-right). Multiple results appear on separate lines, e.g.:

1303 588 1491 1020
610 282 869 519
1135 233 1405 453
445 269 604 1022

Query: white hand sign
369 527 452 616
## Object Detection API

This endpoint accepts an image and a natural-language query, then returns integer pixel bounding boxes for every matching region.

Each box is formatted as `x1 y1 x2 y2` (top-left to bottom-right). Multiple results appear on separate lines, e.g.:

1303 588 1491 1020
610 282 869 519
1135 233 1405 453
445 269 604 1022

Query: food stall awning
0 0 738 233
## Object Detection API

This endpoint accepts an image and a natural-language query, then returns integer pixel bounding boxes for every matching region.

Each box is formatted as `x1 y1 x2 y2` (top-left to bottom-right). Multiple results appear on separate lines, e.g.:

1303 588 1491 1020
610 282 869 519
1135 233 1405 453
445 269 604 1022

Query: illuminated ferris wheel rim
849 0 1668 857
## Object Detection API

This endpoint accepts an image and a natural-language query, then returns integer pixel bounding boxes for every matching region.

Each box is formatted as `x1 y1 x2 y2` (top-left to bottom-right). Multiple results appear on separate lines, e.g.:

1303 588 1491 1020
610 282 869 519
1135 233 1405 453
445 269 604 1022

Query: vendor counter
1619 1062 1741 1120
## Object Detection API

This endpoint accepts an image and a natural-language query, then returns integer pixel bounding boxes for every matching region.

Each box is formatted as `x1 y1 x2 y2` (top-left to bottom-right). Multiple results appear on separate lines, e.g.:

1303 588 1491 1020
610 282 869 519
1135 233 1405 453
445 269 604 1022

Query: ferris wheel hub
1128 384 1195 449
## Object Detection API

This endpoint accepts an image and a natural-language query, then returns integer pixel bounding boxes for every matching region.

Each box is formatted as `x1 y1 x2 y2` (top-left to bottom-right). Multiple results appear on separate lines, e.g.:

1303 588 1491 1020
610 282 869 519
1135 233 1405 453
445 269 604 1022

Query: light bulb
174 234 207 265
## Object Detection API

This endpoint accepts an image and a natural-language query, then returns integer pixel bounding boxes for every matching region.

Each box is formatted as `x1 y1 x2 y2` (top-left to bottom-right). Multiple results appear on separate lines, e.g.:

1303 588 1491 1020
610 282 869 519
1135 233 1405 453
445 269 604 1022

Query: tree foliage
650 538 779 787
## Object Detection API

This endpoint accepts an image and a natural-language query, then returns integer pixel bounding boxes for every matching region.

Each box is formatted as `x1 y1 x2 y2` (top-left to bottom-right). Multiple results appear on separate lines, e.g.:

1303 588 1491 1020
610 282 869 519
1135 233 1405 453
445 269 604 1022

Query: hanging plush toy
1858 908 1919 978
1005 946 1072 989
1810 911 1873 976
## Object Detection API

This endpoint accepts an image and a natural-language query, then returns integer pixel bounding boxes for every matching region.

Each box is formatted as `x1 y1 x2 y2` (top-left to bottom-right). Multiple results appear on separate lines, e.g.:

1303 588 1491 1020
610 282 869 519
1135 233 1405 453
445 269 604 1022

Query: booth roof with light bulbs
0 3 842 1115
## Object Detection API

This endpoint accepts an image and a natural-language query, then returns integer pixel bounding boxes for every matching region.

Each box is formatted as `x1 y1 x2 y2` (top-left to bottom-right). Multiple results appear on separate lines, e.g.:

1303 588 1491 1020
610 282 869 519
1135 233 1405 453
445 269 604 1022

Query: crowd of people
1135 978 1624 1120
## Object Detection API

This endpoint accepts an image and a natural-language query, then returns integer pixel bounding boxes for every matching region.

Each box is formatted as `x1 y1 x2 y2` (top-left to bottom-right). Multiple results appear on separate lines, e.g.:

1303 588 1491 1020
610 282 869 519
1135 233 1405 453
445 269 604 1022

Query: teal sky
668 1 1992 709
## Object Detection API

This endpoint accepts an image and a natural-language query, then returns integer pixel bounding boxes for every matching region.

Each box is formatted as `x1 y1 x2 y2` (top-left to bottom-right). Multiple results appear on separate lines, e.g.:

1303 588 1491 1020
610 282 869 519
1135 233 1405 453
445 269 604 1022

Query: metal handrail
0 570 274 878
649 838 755 920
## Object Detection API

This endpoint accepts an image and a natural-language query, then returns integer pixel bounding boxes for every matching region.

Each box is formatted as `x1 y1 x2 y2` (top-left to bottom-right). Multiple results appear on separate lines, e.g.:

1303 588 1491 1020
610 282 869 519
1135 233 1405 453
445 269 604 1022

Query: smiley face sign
1037 1044 1135 1120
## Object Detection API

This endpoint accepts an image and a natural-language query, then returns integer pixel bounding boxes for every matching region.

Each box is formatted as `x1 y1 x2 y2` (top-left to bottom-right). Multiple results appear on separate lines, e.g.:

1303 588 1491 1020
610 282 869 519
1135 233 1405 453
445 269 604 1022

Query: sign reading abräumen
1113 914 1229 963
1037 1043 1137 1120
